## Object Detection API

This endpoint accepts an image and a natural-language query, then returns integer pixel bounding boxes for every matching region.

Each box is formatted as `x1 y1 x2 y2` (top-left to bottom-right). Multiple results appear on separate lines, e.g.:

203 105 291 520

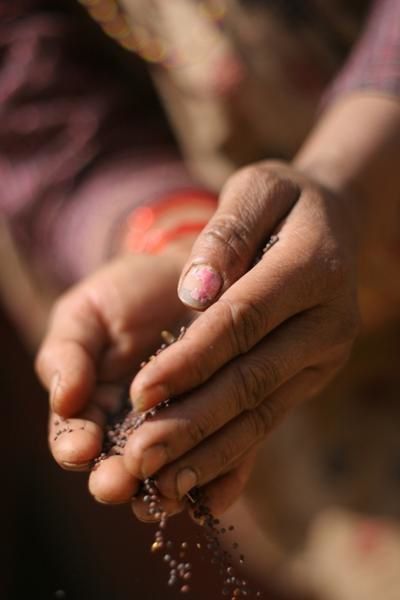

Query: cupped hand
36 249 192 505
122 160 360 515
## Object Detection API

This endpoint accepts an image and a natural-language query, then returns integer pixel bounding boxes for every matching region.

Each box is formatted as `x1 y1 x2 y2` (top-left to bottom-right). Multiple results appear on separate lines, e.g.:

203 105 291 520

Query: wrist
294 94 400 247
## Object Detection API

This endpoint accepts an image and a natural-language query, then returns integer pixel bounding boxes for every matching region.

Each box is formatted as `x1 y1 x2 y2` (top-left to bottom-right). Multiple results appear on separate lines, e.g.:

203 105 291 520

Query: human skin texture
36 93 400 518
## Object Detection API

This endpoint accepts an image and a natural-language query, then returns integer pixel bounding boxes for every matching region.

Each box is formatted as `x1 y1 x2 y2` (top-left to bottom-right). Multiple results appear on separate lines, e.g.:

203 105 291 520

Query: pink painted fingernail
176 467 198 498
178 264 222 309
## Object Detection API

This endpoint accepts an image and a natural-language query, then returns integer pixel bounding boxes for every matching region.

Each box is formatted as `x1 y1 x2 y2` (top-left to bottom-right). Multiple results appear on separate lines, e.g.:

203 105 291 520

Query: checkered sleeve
325 0 400 102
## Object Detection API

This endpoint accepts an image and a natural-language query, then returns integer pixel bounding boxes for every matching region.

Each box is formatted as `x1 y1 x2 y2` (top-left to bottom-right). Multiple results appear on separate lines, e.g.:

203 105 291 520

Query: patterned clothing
0 0 399 288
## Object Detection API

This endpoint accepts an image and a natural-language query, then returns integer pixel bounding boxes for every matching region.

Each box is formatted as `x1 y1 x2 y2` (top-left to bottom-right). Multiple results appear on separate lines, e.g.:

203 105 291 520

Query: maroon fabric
0 0 194 286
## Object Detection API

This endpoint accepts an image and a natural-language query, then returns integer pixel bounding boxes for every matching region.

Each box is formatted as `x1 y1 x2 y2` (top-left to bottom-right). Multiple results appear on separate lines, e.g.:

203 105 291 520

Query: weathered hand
36 250 191 504
123 161 360 514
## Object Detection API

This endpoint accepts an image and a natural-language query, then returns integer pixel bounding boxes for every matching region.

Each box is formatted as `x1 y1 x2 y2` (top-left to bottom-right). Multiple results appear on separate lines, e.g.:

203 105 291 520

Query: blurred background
1 1 400 599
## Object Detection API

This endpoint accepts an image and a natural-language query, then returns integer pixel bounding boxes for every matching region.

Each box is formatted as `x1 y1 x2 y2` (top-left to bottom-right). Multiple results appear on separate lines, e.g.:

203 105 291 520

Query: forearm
294 93 400 245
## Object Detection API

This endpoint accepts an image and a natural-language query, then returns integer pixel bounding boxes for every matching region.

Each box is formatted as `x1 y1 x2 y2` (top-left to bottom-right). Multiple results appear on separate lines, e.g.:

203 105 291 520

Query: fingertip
131 496 183 522
88 455 139 504
130 382 168 413
51 428 102 467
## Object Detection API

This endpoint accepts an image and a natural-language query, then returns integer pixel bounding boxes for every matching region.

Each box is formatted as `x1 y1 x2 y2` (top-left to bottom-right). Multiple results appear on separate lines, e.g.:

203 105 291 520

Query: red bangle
124 221 207 254
121 190 217 254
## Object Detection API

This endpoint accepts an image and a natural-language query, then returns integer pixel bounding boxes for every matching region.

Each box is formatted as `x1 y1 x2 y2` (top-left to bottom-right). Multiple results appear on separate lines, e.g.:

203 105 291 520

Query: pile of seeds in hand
93 327 263 599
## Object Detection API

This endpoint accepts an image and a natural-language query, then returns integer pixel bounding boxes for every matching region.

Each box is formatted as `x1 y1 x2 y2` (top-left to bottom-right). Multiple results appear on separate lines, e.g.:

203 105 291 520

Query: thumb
177 163 300 310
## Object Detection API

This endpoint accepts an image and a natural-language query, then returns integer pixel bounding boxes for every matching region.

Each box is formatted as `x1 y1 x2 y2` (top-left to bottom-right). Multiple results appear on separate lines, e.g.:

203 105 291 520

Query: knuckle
255 397 285 437
261 357 282 392
245 408 269 441
223 164 299 217
219 297 267 355
203 214 253 269
173 339 212 386
204 163 300 274
224 163 298 205
184 414 211 448
187 349 213 387
216 442 235 472
222 164 264 202
233 357 270 411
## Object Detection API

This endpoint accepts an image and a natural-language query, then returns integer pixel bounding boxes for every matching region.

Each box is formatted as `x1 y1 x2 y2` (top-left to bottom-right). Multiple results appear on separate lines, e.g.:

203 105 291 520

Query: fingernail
176 467 198 498
61 461 91 471
141 444 168 478
178 264 222 309
50 372 60 411
132 384 168 412
94 496 124 506
131 499 162 522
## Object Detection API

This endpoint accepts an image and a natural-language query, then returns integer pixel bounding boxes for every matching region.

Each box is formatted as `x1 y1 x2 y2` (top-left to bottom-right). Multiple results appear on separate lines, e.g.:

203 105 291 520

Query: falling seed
161 330 176 345
91 330 257 598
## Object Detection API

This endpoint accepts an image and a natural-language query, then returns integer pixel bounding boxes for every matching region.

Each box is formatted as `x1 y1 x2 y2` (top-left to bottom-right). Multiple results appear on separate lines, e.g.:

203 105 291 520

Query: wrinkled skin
36 161 360 519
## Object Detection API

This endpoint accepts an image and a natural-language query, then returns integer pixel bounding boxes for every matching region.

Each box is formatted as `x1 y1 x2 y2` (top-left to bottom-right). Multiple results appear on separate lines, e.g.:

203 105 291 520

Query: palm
37 251 190 498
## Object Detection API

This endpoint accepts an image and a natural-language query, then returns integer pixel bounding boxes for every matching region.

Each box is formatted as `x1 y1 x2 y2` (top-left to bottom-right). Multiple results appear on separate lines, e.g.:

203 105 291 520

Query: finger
126 306 350 479
49 384 122 470
130 214 335 413
88 455 139 504
192 450 257 518
36 290 107 417
156 363 341 501
177 163 300 309
131 495 184 523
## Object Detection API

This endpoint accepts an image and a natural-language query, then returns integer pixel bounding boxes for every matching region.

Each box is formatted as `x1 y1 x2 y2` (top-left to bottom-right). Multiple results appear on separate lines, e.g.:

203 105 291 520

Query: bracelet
124 221 208 254
121 190 217 254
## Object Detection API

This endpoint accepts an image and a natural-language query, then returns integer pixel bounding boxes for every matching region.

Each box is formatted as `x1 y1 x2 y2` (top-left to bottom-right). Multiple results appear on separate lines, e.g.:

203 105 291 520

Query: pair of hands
36 160 360 520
